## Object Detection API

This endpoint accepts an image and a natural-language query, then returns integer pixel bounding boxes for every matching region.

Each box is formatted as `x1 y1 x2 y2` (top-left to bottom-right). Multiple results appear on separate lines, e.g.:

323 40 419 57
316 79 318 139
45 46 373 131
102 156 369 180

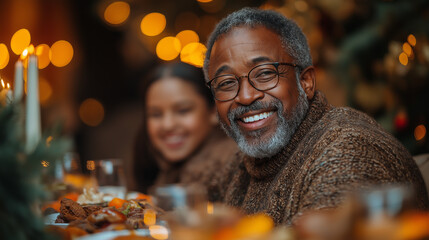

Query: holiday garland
0 103 70 240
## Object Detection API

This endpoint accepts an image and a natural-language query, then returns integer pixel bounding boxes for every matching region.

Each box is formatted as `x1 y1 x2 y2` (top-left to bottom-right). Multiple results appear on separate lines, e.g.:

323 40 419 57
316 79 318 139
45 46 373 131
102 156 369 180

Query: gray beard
219 86 309 159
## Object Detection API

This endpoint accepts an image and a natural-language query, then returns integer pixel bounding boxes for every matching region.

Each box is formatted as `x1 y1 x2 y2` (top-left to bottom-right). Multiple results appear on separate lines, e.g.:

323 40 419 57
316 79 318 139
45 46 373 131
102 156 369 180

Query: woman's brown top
209 91 429 225
153 127 238 188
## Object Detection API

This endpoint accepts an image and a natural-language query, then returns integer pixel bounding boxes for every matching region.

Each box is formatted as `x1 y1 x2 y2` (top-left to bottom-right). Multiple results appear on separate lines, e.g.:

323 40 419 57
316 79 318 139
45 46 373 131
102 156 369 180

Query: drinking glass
150 184 211 240
88 159 127 201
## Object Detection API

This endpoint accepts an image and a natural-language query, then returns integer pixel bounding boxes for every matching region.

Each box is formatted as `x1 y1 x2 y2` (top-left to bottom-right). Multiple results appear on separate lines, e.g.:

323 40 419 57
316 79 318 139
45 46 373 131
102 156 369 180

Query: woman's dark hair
133 62 214 193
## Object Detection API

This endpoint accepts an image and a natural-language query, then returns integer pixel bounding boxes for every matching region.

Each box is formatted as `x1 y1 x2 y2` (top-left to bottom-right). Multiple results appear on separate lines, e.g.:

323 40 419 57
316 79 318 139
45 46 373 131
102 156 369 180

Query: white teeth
165 136 184 144
242 111 273 123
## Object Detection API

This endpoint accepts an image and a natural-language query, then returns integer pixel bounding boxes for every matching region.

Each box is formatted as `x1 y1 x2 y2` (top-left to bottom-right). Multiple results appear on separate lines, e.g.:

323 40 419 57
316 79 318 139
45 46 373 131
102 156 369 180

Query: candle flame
20 44 35 60
6 83 10 89
28 44 35 54
1 79 5 88
21 49 28 60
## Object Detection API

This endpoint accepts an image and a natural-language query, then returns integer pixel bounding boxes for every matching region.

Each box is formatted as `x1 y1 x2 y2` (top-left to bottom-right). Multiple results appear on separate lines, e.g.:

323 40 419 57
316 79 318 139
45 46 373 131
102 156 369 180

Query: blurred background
0 0 428 176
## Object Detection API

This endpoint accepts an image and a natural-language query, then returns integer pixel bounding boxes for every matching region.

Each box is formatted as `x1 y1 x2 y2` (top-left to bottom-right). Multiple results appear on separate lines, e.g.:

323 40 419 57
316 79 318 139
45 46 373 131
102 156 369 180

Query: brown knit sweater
153 127 238 188
209 91 429 225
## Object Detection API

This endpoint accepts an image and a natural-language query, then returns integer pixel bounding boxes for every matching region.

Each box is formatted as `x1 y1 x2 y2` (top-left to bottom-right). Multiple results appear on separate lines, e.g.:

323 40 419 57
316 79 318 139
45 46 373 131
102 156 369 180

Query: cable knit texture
208 91 429 225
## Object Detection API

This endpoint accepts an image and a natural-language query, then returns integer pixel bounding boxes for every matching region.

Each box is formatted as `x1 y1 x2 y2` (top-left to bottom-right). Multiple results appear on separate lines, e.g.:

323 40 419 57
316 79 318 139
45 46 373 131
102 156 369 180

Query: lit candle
14 60 24 102
25 54 41 153
0 79 13 105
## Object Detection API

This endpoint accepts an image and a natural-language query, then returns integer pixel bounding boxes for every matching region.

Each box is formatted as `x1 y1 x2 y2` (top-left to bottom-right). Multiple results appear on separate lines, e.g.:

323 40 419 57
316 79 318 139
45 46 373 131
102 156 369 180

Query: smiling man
203 8 428 225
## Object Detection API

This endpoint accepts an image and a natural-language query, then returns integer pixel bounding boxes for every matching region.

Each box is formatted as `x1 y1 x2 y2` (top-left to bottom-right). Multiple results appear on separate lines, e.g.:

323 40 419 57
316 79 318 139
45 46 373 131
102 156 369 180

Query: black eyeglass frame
206 62 302 102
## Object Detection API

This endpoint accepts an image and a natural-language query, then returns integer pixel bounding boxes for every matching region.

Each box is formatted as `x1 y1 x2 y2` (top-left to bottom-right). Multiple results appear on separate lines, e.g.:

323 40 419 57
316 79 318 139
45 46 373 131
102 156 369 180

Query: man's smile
236 109 277 131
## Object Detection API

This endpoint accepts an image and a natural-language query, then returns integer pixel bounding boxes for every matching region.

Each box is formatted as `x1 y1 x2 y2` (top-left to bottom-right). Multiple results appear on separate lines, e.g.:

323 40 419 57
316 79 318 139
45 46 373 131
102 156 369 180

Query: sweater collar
243 91 331 179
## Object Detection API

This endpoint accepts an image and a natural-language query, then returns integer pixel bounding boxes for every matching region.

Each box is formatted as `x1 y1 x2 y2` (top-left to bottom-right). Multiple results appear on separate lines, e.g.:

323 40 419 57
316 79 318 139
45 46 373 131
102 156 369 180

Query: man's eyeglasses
207 62 301 102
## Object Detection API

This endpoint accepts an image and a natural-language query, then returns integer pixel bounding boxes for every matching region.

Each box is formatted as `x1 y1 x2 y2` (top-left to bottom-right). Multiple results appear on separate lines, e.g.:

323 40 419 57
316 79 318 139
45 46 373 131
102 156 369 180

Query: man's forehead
208 26 288 77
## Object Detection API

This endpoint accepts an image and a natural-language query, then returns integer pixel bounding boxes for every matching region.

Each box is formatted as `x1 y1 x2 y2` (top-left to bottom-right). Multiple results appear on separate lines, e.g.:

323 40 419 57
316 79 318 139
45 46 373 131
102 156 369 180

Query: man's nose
235 77 264 105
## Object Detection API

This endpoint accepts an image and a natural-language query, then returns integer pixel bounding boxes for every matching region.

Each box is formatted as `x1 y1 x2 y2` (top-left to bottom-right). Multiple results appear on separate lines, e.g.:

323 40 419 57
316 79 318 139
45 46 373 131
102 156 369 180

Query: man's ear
299 66 316 100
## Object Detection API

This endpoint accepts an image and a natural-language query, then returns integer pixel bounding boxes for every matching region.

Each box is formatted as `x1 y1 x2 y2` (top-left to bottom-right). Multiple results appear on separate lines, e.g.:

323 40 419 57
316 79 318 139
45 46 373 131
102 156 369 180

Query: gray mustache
227 100 280 121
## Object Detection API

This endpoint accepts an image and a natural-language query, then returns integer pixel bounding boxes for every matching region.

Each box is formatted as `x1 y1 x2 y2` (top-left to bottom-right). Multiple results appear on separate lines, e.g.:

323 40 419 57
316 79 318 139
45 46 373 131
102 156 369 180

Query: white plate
76 229 150 240
44 213 69 228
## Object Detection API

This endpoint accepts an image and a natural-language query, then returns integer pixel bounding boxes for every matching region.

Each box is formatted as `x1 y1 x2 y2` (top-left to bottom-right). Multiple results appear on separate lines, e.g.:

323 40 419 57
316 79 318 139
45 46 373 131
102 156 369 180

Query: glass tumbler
89 159 127 201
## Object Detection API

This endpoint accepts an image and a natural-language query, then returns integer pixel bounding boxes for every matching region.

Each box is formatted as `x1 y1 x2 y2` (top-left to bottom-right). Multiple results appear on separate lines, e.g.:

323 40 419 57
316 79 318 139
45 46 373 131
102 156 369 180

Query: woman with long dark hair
132 62 237 193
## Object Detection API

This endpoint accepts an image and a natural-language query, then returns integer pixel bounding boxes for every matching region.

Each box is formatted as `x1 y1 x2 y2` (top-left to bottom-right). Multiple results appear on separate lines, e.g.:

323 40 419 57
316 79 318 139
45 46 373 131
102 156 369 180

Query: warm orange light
207 202 214 214
39 77 53 104
156 37 181 61
176 30 199 49
407 34 416 46
87 160 95 171
104 1 130 25
235 214 274 238
140 13 166 36
180 42 206 67
399 52 408 66
198 0 225 13
11 28 31 55
197 0 213 2
21 48 28 60
295 0 309 12
50 40 74 67
41 160 50 167
79 98 105 127
149 225 169 240
144 209 157 226
1 79 5 88
36 44 51 69
20 44 35 61
6 83 10 89
402 43 412 57
414 125 426 141
0 43 10 69
46 136 53 147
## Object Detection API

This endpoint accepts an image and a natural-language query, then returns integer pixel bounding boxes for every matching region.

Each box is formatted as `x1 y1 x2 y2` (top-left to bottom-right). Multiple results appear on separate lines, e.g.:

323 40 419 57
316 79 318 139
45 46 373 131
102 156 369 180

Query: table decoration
14 60 24 102
0 102 71 240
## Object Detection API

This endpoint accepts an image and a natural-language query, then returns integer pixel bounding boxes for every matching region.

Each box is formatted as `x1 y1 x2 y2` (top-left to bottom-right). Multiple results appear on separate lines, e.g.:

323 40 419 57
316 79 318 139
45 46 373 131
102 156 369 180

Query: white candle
0 79 12 105
25 54 41 153
14 60 24 102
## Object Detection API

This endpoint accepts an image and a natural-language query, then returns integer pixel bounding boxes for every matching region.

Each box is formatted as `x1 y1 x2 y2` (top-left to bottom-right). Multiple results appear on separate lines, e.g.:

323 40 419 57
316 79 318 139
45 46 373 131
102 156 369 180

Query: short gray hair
203 7 312 82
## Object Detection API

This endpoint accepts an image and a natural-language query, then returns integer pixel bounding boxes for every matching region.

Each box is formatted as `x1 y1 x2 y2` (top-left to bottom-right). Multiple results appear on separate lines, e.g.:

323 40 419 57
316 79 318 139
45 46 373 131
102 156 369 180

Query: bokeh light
295 0 309 12
50 40 74 67
11 28 31 55
140 13 166 36
402 43 412 57
20 44 35 61
79 98 105 127
176 30 199 48
87 160 95 171
407 34 416 46
39 77 53 104
104 1 130 25
36 44 50 69
144 209 157 226
180 42 206 67
414 124 426 141
149 225 169 240
399 52 408 66
46 136 53 147
41 160 50 167
197 0 213 2
0 43 9 69
198 0 225 13
156 37 181 61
